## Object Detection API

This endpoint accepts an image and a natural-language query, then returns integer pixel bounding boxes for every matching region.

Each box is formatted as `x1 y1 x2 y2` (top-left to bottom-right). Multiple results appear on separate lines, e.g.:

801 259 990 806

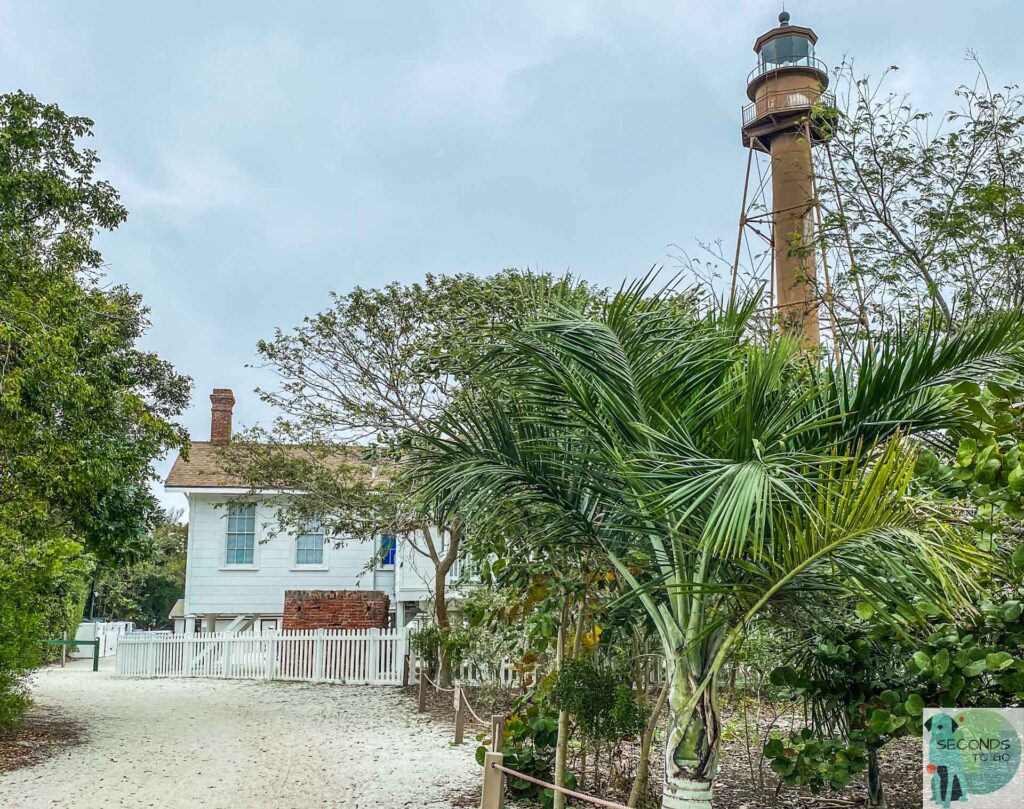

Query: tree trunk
661 664 719 809
87 570 99 620
552 601 571 809
434 566 453 687
867 748 887 808
423 522 461 689
629 676 670 807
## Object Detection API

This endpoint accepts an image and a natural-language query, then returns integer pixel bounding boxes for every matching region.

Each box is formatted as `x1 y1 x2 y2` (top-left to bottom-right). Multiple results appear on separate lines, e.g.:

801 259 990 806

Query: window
225 504 256 565
379 535 396 568
759 34 813 67
296 521 325 566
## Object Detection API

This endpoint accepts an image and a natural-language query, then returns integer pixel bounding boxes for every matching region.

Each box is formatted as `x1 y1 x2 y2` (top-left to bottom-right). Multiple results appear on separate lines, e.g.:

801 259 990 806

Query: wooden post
92 639 99 672
222 638 232 678
368 628 380 685
490 715 505 753
184 635 195 677
480 752 505 809
402 653 410 687
314 628 326 683
418 664 427 713
264 632 276 680
61 632 67 668
454 684 467 744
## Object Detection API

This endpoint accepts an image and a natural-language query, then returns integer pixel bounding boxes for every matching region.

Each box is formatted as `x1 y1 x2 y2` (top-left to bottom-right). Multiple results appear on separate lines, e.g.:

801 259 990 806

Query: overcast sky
2 1 1021 510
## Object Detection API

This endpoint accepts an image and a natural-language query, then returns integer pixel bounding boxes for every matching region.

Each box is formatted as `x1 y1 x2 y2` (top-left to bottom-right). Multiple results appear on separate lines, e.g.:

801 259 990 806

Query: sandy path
0 658 480 809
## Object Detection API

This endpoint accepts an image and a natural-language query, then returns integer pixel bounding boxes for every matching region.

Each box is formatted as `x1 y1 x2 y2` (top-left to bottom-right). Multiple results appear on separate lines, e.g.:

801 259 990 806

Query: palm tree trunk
662 663 719 809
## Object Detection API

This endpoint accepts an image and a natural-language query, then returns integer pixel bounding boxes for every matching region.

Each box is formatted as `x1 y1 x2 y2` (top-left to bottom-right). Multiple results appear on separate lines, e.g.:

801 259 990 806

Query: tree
0 92 189 725
223 272 599 686
91 509 187 628
815 61 1024 337
409 278 1021 805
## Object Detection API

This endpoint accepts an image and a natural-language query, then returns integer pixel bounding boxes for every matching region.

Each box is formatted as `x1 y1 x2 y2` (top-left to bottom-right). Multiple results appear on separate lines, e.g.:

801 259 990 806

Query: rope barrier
413 657 498 728
458 687 491 727
419 668 456 693
490 762 631 809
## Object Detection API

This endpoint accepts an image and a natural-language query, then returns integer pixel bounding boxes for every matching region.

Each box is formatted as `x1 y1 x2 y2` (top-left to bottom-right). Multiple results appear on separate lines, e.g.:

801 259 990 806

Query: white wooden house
165 389 464 634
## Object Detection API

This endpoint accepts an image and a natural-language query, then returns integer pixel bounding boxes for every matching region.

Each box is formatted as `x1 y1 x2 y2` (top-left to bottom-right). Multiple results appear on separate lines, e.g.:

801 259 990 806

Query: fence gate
115 628 407 686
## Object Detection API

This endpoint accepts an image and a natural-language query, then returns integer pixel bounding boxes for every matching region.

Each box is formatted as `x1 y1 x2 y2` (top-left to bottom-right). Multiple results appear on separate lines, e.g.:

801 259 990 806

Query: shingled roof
165 442 249 489
166 388 373 490
165 441 373 490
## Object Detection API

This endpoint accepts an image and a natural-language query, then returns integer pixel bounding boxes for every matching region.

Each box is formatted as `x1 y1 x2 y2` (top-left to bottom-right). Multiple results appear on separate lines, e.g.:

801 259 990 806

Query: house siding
183 494 390 618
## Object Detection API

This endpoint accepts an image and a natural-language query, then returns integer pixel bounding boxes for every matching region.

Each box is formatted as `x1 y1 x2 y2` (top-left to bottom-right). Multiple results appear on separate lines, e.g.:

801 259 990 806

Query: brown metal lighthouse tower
738 11 832 347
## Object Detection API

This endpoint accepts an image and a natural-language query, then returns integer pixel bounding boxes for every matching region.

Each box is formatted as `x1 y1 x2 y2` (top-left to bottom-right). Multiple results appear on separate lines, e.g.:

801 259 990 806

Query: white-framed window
378 534 397 569
225 504 256 565
296 521 325 566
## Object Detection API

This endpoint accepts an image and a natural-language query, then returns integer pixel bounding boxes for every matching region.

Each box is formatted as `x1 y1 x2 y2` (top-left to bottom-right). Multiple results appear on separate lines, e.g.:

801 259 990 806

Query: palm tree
408 280 1022 807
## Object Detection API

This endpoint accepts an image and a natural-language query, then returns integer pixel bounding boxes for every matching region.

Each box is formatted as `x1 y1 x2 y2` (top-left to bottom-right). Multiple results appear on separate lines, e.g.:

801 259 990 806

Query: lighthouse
740 11 830 347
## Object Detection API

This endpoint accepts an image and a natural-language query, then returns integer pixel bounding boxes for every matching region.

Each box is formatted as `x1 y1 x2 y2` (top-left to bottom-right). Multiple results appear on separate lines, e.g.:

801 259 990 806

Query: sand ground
0 657 480 809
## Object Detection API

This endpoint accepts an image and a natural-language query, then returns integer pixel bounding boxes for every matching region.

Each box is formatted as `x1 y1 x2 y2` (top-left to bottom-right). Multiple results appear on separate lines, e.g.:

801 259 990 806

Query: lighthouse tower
740 11 830 347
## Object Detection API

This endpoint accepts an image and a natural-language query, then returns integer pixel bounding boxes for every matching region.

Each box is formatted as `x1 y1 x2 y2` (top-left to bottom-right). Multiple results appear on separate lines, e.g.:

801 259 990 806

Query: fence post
368 628 380 685
265 631 276 680
92 639 100 672
145 639 156 677
418 663 427 712
222 637 232 678
480 752 505 809
184 635 195 677
454 684 466 745
314 628 326 683
490 715 505 753
399 627 409 686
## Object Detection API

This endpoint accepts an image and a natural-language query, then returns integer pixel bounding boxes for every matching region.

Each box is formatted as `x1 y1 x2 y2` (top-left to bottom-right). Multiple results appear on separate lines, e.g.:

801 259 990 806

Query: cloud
106 149 259 222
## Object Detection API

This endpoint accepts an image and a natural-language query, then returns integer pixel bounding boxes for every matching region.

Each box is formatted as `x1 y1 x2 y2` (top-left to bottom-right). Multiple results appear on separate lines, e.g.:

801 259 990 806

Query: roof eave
164 485 304 495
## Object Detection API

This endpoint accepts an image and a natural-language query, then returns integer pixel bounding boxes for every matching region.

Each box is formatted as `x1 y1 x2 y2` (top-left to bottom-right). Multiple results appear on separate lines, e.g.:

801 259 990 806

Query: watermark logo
923 708 1023 808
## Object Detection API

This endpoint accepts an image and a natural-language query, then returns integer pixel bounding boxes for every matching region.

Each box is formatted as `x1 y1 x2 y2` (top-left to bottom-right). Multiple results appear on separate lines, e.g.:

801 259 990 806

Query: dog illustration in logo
925 713 968 807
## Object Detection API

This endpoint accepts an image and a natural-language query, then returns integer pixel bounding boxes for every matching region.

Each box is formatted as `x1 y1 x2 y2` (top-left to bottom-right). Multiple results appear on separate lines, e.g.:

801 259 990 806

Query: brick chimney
210 389 235 444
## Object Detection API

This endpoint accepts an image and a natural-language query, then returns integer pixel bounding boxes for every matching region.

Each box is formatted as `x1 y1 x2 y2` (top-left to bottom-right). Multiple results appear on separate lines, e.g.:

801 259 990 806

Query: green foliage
770 623 919 743
409 624 442 674
90 512 186 628
411 275 1020 783
763 729 869 793
549 658 645 743
475 687 572 809
819 62 1024 331
409 622 475 679
0 92 189 726
766 573 1024 798
0 531 89 726
908 592 1024 706
919 378 1024 537
221 271 602 679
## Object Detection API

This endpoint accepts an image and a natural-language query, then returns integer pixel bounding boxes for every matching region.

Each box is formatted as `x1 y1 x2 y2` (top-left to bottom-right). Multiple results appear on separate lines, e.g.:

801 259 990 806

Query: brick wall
282 590 390 631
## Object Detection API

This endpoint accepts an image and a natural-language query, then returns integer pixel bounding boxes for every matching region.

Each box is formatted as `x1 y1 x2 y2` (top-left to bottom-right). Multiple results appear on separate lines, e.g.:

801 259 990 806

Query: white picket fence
453 660 522 689
115 628 407 685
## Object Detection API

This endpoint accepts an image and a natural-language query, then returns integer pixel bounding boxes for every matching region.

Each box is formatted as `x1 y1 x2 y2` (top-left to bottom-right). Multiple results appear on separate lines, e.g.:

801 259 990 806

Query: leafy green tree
0 92 189 725
223 271 598 686
409 279 1021 806
91 509 187 628
764 612 919 806
767 543 1023 808
817 61 1024 336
